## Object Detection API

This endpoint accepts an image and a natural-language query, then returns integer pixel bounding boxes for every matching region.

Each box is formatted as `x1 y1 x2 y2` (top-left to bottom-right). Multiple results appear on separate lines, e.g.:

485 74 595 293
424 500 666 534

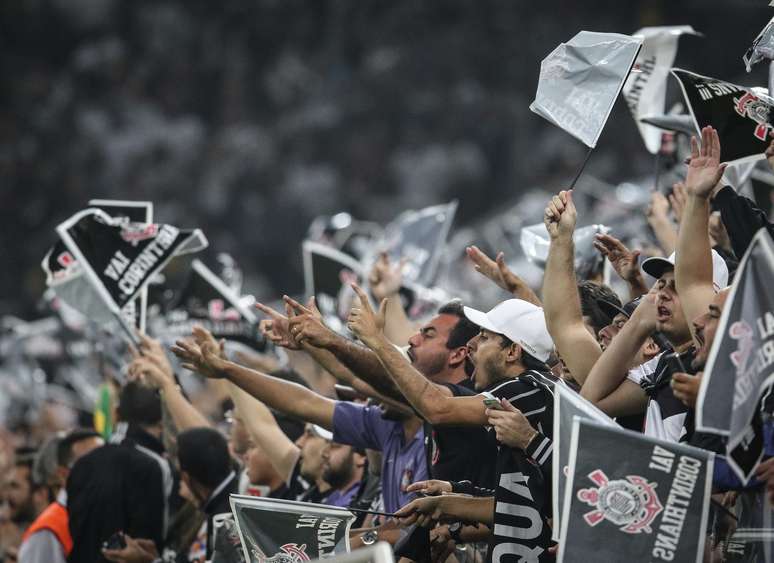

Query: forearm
510 280 542 307
325 335 404 399
648 215 678 256
221 361 335 429
676 195 715 332
442 496 495 526
581 321 649 404
382 295 417 347
227 382 299 480
159 380 211 431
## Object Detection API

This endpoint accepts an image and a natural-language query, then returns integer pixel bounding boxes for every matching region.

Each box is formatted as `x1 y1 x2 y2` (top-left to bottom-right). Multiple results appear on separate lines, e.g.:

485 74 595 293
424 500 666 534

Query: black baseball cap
598 296 642 321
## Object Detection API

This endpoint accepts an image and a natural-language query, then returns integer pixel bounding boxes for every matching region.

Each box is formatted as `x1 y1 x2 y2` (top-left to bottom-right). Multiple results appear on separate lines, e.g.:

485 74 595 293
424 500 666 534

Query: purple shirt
323 479 360 508
332 402 427 514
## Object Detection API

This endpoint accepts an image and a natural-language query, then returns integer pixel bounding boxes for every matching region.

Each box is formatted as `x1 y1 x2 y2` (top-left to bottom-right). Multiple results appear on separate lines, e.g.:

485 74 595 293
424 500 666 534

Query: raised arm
227 382 300 481
368 252 417 346
346 284 486 426
646 189 678 255
542 189 602 384
677 126 727 341
129 334 211 431
171 326 336 430
466 246 542 306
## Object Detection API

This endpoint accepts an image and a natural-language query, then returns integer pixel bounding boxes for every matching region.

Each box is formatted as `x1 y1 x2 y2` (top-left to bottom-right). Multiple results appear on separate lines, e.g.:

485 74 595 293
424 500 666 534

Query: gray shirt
18 529 66 563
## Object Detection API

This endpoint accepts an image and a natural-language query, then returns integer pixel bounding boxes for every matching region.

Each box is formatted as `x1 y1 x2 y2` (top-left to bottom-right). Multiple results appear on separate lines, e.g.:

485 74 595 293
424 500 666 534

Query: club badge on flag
230 495 356 562
302 241 364 335
551 384 619 541
162 259 265 351
558 419 714 563
43 208 207 341
530 31 643 147
622 26 699 154
672 69 774 163
696 228 774 483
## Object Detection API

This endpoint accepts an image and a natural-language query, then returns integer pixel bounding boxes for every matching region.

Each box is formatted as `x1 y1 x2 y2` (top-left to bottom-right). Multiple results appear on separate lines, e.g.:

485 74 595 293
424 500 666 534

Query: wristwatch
361 530 379 545
448 522 463 543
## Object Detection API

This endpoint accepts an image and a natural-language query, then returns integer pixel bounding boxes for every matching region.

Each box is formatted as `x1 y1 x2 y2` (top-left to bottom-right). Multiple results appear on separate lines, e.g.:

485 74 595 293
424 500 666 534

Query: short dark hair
177 427 232 490
57 429 102 468
497 335 551 373
438 300 479 376
117 381 162 427
577 281 621 335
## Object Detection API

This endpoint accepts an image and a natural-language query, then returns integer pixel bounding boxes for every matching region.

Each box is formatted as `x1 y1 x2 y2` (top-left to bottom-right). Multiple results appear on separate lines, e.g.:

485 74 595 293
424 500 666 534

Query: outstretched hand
368 252 406 301
170 326 227 379
255 301 301 350
285 295 336 348
346 284 387 348
486 399 538 450
685 126 726 199
593 233 642 284
543 190 576 240
466 246 522 294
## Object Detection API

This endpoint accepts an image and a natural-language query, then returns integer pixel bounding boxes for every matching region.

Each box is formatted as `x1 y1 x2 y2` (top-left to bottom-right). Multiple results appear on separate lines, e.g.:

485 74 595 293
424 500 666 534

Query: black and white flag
43 208 207 341
163 259 265 351
744 17 774 72
697 228 774 483
302 241 364 335
230 495 356 562
672 69 773 163
558 419 714 563
552 384 619 541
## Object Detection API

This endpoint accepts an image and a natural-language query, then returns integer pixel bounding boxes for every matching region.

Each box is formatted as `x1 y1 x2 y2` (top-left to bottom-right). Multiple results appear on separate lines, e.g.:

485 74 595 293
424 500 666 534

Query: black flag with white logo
163 260 266 351
558 419 713 563
230 495 355 562
302 241 364 335
697 228 774 483
672 68 773 163
43 209 207 340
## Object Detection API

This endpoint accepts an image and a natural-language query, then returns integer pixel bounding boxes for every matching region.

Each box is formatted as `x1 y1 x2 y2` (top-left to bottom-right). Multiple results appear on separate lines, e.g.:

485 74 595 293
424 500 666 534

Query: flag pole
113 310 141 347
569 145 594 189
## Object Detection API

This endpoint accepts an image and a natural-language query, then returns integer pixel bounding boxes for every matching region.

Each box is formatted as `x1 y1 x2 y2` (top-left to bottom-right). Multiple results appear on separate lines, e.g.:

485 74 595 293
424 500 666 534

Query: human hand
543 190 576 240
466 246 523 295
671 372 702 408
429 525 457 563
486 399 538 450
668 182 687 224
102 534 158 563
708 212 731 253
255 301 301 350
170 327 227 379
646 191 671 223
631 290 658 333
394 496 449 528
593 233 642 283
128 333 176 389
346 284 387 349
284 296 336 348
406 480 453 496
368 252 406 301
755 458 774 505
684 126 726 199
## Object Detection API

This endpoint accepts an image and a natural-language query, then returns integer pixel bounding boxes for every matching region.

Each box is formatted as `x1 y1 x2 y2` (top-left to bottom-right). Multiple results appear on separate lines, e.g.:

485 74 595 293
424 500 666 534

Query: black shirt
484 370 556 563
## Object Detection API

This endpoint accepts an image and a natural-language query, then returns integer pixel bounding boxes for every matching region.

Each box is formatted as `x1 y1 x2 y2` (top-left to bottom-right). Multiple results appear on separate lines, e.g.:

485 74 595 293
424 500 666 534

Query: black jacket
714 185 774 260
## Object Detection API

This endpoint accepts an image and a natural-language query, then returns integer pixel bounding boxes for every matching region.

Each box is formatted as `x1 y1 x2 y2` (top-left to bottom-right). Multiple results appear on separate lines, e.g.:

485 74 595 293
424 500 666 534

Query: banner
302 241 364 335
622 26 699 153
558 419 714 563
88 200 154 332
162 259 266 350
696 228 774 483
230 495 356 562
672 69 773 163
211 513 247 563
43 209 207 340
530 31 643 147
520 222 609 279
552 384 619 540
744 17 774 72
377 201 458 287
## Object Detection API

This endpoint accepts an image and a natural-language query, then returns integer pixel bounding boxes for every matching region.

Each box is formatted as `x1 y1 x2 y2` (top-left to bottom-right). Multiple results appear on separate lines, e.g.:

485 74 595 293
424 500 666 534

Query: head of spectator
578 280 620 337
691 288 731 371
406 300 479 382
116 381 163 438
642 250 728 346
177 428 233 509
244 414 302 493
321 442 365 491
463 299 554 390
4 448 37 525
597 297 662 365
295 424 331 483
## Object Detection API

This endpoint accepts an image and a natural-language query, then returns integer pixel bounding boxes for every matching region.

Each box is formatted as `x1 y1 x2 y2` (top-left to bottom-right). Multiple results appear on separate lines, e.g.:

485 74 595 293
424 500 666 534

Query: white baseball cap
641 249 728 291
463 299 554 363
310 425 333 441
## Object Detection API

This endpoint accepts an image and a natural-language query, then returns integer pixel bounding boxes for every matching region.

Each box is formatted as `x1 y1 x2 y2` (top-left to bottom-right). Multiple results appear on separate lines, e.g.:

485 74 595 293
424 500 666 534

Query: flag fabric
211 513 247 563
744 17 774 72
696 228 774 483
43 208 207 340
558 419 714 563
552 384 619 540
520 222 609 279
530 31 643 147
623 26 699 153
230 495 356 562
302 241 364 335
88 200 154 332
672 69 773 163
162 260 265 351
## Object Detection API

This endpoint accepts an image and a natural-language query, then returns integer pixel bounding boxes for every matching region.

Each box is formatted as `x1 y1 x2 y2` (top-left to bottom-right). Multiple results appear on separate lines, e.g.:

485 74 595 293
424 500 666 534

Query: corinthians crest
257 543 311 563
577 469 663 534
733 91 774 141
